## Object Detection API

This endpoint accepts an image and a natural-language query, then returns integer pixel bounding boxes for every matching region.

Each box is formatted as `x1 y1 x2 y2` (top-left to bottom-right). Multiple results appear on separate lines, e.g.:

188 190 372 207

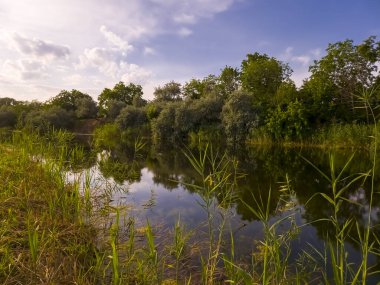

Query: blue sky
0 0 379 101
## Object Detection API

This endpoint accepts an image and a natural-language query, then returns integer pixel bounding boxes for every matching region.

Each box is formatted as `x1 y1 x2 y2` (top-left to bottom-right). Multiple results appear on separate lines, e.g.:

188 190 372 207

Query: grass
0 131 98 284
248 123 378 149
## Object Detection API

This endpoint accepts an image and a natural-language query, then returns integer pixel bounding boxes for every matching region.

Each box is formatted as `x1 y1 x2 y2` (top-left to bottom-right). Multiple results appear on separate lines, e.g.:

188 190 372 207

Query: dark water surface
73 141 380 283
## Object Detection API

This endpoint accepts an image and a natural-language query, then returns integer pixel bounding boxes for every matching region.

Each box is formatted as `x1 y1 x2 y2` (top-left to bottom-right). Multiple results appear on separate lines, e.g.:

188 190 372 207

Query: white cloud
151 0 235 21
0 0 239 100
77 47 124 78
280 47 324 87
178 27 193 37
63 74 84 86
144 47 156 55
121 63 152 84
100 25 134 53
292 55 311 66
11 33 70 60
281 46 319 67
78 47 152 84
174 13 197 24
2 59 48 81
77 25 153 86
311 48 321 58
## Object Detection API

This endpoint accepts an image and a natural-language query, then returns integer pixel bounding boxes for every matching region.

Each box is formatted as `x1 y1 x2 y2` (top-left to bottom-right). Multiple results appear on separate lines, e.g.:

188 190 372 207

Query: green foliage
300 76 337 125
145 103 163 120
273 81 298 105
308 36 380 121
116 105 148 129
0 97 20 107
74 96 98 119
47 89 97 119
218 66 240 99
182 75 221 100
182 78 204 100
152 103 177 142
98 82 143 116
94 123 121 149
240 52 292 101
310 124 374 148
265 100 310 141
24 106 74 133
222 91 259 145
153 81 182 102
0 106 17 128
152 97 224 142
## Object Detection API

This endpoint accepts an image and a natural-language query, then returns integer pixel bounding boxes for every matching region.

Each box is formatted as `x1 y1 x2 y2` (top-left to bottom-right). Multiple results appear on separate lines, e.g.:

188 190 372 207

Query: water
72 141 380 283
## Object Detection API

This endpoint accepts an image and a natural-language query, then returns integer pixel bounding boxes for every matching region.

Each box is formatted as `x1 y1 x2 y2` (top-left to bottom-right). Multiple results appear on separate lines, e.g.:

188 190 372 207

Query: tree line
1 36 380 145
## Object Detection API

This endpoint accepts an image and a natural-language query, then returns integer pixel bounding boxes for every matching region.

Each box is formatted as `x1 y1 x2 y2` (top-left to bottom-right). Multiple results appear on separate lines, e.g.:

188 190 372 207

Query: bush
116 106 148 129
152 104 177 142
24 107 74 133
222 91 259 145
0 106 17 128
265 99 309 141
93 123 121 149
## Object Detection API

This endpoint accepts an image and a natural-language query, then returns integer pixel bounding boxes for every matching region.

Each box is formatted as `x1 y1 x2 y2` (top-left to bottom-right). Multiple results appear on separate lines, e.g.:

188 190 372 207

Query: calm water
73 140 380 283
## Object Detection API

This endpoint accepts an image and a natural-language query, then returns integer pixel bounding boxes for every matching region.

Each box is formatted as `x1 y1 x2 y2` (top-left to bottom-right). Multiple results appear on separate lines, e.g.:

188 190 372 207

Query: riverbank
0 142 98 284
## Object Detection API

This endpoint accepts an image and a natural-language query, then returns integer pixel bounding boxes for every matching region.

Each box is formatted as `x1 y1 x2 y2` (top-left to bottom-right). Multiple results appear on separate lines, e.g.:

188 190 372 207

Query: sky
0 0 379 102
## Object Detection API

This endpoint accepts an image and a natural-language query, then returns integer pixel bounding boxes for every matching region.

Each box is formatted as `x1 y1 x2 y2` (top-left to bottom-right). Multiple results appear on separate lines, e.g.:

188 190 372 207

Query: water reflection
72 139 380 282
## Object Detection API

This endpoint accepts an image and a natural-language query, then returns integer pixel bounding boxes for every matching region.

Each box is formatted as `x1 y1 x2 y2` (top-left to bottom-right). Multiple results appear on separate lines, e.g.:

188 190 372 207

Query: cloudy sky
0 0 379 101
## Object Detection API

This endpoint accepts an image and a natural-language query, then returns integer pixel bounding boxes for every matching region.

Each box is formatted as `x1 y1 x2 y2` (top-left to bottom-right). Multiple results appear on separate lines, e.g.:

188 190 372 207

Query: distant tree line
1 36 379 145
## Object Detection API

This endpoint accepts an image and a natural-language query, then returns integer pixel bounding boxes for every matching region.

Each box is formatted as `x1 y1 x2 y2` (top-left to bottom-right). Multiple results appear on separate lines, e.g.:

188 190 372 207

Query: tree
222 91 260 145
116 106 148 129
0 97 20 107
152 103 178 142
47 89 97 118
98 82 144 116
182 79 204 100
240 52 292 102
265 100 309 141
182 75 222 100
218 66 240 99
24 107 74 133
308 36 380 119
153 81 182 102
74 96 98 119
273 81 298 106
0 106 17 128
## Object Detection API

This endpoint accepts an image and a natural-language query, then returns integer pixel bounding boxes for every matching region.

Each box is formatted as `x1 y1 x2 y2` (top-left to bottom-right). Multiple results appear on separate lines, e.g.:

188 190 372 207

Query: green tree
222 91 260 145
98 82 143 116
240 52 292 102
218 66 240 99
300 76 337 125
0 106 17 128
74 96 98 119
0 97 20 107
116 106 148 129
265 100 309 141
273 81 298 106
308 36 380 120
152 103 178 142
47 89 97 118
182 79 204 100
24 107 74 133
153 81 182 102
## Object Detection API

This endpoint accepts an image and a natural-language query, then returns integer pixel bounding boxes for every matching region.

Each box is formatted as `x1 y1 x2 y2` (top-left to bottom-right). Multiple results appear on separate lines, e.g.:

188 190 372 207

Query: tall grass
0 130 98 284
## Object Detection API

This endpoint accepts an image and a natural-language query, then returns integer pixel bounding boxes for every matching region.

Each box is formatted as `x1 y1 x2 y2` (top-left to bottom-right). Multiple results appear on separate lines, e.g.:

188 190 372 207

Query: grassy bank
0 134 98 284
248 123 378 149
